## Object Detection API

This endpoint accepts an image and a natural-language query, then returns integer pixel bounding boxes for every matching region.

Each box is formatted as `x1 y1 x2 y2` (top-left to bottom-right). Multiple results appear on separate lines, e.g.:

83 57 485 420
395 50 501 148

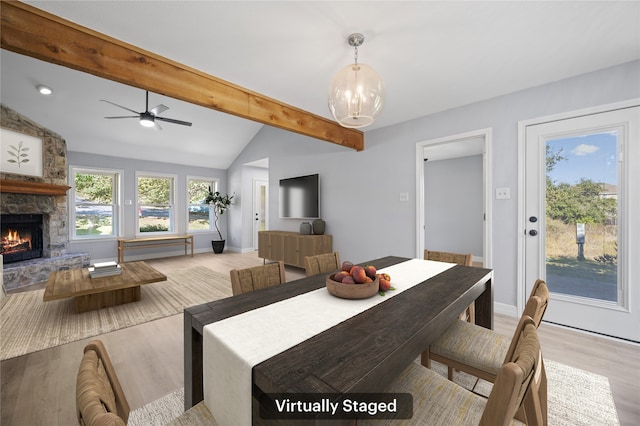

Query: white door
253 179 268 250
524 105 639 342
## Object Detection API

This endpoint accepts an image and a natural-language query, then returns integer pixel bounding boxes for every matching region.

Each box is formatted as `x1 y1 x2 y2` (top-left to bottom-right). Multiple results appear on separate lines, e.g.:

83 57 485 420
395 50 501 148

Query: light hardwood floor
1 251 639 425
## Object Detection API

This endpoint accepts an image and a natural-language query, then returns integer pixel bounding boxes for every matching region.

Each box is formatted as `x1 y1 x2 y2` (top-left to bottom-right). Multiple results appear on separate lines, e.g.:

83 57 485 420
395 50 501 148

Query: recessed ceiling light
37 85 53 95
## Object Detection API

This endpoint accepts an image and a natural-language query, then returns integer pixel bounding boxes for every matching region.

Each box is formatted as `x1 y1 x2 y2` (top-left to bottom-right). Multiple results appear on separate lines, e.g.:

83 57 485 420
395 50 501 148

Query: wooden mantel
0 179 70 196
0 1 364 152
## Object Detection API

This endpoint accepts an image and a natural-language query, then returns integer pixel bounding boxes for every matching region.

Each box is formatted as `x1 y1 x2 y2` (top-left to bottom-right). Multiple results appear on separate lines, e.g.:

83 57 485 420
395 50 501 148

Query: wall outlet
400 192 409 202
495 187 511 200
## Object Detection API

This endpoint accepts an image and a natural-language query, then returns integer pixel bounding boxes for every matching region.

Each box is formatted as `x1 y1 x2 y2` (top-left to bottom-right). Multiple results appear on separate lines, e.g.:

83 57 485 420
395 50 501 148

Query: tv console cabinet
258 231 332 269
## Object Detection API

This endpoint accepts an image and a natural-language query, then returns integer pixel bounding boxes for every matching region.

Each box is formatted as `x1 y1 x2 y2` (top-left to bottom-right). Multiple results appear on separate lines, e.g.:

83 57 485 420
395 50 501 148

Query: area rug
0 266 232 360
432 359 620 425
129 359 619 425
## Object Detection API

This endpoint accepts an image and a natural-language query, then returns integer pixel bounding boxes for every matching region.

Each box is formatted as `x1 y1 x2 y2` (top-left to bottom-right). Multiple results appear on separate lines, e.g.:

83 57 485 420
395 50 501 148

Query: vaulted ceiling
1 1 638 169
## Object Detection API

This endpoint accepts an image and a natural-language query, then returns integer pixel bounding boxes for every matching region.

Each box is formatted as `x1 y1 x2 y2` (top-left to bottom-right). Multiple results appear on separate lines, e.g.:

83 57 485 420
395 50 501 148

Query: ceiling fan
100 90 192 130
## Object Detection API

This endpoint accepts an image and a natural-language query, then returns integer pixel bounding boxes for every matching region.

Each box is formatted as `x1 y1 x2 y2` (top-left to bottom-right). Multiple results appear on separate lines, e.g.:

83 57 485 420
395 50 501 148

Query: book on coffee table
89 261 122 278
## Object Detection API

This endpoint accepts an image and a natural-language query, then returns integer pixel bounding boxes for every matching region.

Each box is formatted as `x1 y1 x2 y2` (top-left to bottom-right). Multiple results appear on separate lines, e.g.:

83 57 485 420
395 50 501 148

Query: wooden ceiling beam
0 1 364 151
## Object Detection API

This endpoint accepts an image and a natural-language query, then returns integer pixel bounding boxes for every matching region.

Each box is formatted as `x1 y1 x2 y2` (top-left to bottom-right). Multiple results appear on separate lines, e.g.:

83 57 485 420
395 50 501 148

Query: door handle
529 229 538 236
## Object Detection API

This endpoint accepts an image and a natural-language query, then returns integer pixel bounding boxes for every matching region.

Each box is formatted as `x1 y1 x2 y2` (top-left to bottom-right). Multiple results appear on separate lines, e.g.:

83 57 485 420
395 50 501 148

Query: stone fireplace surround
1 105 89 292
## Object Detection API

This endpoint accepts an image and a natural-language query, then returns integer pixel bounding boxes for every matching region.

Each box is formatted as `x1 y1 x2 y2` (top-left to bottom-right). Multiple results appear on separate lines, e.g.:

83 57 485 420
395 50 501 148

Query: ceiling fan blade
156 117 191 126
155 116 193 126
104 116 138 119
150 104 169 116
100 99 140 114
153 121 162 131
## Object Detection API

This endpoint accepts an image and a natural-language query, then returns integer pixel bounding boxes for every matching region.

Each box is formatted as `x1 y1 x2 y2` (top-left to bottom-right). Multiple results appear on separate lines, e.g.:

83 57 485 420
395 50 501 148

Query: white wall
228 60 640 310
424 155 483 257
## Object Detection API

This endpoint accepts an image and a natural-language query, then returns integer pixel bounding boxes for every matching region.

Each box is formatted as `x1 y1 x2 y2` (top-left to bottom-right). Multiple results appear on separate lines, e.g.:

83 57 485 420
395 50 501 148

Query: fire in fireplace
1 214 43 263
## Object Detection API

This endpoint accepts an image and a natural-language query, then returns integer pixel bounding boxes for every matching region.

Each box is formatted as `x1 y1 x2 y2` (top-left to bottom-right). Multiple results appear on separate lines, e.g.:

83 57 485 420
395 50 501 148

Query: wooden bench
117 235 194 263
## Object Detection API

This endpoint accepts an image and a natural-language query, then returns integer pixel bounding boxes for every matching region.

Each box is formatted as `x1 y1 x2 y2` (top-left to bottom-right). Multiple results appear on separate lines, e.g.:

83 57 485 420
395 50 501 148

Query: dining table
183 255 493 424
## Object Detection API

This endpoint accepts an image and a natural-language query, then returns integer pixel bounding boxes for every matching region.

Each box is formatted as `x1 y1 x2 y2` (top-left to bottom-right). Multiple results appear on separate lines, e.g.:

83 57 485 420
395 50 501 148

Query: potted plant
205 188 234 253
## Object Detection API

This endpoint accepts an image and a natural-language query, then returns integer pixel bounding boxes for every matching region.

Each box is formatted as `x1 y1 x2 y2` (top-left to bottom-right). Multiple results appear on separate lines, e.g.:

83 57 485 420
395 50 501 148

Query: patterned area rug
0 266 232 360
129 359 619 425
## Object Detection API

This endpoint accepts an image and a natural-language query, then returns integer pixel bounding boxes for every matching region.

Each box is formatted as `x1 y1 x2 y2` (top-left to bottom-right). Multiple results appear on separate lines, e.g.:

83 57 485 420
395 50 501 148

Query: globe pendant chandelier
328 33 385 129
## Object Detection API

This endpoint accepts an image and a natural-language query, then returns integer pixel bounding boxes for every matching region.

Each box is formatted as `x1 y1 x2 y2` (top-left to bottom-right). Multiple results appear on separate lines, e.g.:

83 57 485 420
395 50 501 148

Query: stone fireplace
1 214 44 263
1 104 89 292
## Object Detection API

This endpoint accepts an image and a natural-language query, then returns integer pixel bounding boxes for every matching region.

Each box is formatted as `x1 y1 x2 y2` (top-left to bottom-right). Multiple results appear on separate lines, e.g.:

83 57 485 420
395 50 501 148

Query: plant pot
211 240 225 254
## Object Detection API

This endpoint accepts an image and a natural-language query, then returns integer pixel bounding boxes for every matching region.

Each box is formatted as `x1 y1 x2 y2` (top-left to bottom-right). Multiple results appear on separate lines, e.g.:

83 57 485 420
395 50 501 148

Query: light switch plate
496 187 511 199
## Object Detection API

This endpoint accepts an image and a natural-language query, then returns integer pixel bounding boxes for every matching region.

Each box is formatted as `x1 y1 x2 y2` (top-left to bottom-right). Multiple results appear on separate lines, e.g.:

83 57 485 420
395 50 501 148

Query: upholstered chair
361 316 546 426
424 279 549 383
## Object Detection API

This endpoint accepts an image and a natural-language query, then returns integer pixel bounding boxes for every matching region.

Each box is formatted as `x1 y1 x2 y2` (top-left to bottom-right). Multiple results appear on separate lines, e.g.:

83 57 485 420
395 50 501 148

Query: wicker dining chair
76 340 130 426
303 252 341 277
362 316 546 426
77 340 217 426
424 279 549 383
229 261 286 296
424 249 474 322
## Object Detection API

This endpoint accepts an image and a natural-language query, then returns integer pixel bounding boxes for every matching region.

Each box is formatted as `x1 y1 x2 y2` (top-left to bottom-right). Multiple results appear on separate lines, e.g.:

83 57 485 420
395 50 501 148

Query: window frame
186 176 219 233
136 171 177 236
69 166 122 241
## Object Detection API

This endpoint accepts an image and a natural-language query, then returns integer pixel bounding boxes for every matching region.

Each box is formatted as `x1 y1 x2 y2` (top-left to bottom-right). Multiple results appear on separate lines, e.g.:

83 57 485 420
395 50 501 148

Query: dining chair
303 252 341 277
76 340 130 425
424 249 475 322
77 340 217 426
362 316 546 426
423 279 549 383
229 261 286 296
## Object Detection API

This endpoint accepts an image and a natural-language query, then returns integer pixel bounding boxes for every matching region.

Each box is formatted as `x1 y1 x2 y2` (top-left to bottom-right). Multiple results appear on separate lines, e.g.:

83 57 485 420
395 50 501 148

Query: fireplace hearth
1 214 44 263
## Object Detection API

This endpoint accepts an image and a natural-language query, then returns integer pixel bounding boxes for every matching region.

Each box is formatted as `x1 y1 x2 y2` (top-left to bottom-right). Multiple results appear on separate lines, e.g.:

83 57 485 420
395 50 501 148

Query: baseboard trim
494 301 518 318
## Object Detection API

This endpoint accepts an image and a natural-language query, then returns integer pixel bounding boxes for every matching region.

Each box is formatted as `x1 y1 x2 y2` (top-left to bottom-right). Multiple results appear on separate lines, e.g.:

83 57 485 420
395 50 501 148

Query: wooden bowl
326 274 379 299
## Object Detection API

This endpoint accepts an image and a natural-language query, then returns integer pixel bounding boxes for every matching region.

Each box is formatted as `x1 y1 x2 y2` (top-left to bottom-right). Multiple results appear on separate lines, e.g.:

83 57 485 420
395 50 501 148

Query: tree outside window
72 169 119 238
137 175 174 233
188 178 217 231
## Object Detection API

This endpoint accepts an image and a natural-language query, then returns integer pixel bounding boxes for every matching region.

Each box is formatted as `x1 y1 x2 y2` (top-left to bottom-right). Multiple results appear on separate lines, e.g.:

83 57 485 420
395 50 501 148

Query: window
188 177 217 231
71 167 120 239
137 173 175 234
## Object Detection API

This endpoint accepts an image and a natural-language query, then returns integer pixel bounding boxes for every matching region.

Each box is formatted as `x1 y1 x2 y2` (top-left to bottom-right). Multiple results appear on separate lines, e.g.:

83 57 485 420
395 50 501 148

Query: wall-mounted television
279 173 319 219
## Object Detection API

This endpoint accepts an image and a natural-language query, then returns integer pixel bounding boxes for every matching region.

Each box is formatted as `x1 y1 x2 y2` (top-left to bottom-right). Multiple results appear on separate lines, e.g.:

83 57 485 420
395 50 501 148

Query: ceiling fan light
37 85 53 95
140 114 155 127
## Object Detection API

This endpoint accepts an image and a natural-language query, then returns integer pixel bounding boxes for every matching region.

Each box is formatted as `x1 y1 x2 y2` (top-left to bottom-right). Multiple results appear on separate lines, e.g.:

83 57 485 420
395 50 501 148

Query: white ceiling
1 1 638 169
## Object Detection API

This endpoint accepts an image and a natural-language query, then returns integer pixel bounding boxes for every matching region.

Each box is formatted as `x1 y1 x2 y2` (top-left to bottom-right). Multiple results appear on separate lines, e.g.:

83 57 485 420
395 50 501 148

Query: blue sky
546 132 618 185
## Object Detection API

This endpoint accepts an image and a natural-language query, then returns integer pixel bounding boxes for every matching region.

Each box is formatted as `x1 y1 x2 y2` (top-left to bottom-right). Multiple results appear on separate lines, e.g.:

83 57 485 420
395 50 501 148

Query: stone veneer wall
1 104 89 291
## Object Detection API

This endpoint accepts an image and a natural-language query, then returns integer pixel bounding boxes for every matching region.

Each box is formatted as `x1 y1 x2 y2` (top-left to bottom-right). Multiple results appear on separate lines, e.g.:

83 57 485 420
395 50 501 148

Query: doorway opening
243 158 269 251
415 129 492 267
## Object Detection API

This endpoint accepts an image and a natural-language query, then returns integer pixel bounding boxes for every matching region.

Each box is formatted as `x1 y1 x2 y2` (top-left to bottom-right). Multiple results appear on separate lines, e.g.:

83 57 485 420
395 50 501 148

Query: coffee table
43 261 167 313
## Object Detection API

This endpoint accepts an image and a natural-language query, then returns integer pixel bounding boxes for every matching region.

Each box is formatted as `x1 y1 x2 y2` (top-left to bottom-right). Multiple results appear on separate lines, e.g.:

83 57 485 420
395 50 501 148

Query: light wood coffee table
43 261 167 313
